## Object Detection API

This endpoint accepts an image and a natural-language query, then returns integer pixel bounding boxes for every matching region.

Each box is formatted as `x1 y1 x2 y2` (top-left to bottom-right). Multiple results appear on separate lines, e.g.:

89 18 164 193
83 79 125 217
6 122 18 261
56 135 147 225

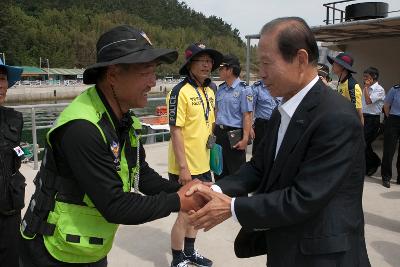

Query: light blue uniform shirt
361 82 385 115
252 80 279 120
216 78 253 128
385 85 400 116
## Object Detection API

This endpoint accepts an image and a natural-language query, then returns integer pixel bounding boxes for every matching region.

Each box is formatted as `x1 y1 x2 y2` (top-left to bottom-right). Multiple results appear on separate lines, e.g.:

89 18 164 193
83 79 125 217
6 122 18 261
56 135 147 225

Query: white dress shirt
361 82 385 115
211 76 319 223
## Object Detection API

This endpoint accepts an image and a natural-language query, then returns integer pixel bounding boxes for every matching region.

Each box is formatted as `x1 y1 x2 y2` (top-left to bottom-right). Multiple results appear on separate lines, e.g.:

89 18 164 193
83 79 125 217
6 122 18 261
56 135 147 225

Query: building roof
244 16 400 43
21 66 47 76
312 16 400 43
47 68 85 75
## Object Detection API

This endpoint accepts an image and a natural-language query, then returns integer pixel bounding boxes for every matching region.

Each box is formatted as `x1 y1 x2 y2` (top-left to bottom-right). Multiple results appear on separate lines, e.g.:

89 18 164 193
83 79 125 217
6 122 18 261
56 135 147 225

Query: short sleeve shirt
167 77 215 175
215 78 253 128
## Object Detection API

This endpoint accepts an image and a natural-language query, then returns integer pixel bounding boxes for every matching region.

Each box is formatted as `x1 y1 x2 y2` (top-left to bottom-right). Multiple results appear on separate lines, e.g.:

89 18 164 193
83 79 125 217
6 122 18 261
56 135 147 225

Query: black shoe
170 259 190 267
184 250 213 267
397 178 400 185
366 167 378 176
382 180 391 188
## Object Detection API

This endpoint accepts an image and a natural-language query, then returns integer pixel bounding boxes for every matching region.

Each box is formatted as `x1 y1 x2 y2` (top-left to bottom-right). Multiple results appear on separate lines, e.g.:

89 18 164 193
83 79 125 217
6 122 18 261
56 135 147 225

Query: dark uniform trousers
381 114 400 182
214 125 246 180
0 213 21 267
252 118 269 157
363 114 381 174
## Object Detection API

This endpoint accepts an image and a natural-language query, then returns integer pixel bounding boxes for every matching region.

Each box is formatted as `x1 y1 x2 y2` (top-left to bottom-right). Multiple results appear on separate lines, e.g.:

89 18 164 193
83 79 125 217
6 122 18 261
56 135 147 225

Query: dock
20 141 400 266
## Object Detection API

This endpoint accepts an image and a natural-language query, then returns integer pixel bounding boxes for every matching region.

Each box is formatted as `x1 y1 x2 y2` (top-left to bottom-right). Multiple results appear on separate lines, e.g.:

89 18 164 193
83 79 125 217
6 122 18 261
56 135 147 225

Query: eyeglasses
192 59 214 65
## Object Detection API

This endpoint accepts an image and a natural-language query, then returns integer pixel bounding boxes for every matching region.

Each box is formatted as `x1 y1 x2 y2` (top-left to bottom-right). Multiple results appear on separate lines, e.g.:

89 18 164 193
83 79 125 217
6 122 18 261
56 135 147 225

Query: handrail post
31 107 39 170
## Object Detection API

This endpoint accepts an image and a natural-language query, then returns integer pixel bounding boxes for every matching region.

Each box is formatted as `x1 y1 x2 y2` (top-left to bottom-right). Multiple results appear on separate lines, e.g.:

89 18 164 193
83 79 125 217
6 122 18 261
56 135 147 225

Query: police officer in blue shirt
215 54 253 180
251 80 279 156
381 84 400 188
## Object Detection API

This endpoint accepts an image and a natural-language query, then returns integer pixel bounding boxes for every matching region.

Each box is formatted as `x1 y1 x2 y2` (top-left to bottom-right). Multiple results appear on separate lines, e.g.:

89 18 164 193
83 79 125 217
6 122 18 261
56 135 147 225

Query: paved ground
20 140 400 267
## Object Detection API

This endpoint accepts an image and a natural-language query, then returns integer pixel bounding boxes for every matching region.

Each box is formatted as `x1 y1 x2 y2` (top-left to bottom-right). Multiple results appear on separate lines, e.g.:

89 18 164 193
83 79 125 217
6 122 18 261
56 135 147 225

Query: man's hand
233 139 248 150
186 184 232 231
178 167 192 185
250 127 255 140
177 179 207 212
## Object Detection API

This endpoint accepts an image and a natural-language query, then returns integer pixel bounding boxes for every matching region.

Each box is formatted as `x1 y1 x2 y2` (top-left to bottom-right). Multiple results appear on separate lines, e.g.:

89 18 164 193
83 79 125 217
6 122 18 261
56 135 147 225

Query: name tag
14 146 25 157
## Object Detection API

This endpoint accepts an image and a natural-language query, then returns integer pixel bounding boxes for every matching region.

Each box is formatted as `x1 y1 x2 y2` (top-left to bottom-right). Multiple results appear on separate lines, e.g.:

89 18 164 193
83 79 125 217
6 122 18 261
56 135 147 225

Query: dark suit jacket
217 80 371 267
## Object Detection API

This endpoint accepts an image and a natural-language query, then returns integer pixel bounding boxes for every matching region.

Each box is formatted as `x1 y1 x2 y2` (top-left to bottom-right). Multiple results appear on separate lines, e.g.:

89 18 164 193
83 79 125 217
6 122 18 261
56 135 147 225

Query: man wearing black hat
328 52 364 124
167 43 221 267
0 59 25 267
214 54 253 180
20 25 205 267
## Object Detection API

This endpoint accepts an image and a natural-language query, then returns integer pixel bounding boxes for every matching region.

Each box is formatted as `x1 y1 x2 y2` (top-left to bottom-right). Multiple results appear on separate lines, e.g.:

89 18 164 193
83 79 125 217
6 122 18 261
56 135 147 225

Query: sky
181 0 400 42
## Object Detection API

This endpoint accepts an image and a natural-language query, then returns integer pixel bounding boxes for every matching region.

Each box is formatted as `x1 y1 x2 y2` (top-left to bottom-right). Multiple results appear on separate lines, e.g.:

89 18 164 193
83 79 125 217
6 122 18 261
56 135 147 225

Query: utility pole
46 58 50 82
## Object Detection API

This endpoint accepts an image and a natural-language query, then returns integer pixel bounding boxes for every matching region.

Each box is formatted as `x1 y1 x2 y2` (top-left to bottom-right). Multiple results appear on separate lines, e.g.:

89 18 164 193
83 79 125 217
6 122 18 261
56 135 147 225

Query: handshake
177 179 232 231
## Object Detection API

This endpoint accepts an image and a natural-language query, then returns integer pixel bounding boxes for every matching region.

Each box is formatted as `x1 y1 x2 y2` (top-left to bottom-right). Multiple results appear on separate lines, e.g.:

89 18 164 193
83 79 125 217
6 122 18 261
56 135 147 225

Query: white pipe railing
8 98 170 170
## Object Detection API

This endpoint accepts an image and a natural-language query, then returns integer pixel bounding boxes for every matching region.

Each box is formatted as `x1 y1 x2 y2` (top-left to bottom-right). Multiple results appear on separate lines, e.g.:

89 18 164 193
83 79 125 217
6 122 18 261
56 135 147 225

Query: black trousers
363 114 381 174
0 212 21 267
252 118 269 157
20 234 108 267
381 115 400 181
214 125 246 180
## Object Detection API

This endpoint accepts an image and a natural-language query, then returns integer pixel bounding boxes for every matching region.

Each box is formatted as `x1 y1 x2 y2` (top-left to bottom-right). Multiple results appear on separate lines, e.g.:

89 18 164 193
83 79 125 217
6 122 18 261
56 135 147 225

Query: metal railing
323 0 357 25
8 98 170 170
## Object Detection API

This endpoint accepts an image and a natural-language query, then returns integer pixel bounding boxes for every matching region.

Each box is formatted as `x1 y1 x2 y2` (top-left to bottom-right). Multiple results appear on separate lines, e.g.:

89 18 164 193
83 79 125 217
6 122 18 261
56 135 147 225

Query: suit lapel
255 109 281 193
264 81 323 191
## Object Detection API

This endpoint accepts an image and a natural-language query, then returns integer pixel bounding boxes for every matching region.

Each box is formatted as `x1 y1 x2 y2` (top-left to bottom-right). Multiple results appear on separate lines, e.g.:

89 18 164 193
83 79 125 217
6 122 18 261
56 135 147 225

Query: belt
217 124 241 131
363 113 380 118
255 118 269 123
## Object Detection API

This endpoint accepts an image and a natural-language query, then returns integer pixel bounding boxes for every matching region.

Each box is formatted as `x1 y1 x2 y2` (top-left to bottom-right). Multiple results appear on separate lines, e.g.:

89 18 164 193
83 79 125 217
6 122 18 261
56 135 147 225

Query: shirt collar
370 81 379 89
278 76 319 119
228 78 241 89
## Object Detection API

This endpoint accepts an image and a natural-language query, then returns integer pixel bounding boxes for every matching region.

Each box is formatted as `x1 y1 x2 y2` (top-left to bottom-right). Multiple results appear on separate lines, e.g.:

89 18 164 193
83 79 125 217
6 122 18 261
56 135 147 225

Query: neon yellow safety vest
23 86 141 263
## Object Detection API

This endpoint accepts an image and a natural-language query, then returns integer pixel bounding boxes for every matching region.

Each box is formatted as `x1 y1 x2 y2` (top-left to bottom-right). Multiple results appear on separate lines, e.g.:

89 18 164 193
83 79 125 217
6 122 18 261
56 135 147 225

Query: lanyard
194 86 211 124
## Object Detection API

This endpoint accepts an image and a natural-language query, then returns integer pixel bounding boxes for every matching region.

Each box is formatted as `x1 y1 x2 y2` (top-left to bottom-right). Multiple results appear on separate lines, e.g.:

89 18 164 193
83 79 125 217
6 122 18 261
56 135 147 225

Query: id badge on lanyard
194 86 211 127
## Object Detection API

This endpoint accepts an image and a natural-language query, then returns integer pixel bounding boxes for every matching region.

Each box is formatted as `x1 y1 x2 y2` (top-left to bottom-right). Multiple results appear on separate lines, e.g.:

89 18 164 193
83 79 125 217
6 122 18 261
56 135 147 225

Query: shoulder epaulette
239 81 248 86
253 81 262 86
393 84 400 89
218 82 227 88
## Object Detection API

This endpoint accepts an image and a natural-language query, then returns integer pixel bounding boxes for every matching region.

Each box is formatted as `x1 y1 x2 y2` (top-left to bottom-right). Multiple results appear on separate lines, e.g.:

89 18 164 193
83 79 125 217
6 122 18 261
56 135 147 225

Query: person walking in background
317 63 333 88
361 67 385 176
251 79 279 156
0 59 25 267
167 43 222 267
215 54 253 180
381 84 400 188
328 53 364 124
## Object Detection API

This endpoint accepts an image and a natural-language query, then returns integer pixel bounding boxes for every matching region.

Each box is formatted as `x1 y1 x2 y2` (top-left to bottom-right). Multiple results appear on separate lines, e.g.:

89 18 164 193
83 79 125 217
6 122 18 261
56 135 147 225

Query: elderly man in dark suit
187 17 370 267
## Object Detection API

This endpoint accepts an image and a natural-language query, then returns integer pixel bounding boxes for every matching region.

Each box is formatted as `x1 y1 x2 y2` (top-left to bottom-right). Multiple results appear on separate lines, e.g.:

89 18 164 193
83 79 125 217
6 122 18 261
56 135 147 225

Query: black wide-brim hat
179 43 223 76
83 25 178 84
327 52 356 73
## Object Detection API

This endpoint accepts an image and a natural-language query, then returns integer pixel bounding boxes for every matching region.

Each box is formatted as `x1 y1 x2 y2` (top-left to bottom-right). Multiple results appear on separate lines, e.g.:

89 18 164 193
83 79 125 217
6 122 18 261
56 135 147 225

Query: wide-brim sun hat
83 25 178 84
0 59 23 88
179 43 223 76
327 52 356 73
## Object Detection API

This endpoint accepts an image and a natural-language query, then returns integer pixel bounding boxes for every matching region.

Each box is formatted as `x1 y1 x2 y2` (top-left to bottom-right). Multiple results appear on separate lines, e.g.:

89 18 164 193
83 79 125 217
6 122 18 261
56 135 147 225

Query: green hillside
0 0 249 76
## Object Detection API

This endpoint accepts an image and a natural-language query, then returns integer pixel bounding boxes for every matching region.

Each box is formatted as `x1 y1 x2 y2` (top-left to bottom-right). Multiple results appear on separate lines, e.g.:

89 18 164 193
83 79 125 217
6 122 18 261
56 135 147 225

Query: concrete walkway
20 141 400 267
